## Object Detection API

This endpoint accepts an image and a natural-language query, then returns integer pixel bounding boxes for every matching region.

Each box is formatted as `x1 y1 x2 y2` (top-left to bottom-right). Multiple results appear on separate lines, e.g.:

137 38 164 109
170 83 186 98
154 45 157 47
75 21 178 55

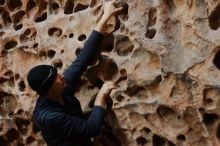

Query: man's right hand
94 81 117 108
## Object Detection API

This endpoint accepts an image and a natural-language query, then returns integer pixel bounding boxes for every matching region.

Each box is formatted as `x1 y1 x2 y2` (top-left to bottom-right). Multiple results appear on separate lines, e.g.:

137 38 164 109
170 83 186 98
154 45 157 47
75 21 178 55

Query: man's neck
46 92 64 105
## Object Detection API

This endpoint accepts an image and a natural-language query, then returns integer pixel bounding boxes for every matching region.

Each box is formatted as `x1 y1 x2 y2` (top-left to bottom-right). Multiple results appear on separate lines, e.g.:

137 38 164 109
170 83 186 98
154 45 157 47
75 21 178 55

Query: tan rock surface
1 0 220 145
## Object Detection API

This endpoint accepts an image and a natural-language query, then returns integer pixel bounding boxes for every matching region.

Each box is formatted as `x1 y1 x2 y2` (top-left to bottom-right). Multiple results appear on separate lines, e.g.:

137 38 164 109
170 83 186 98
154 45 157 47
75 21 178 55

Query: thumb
113 7 123 14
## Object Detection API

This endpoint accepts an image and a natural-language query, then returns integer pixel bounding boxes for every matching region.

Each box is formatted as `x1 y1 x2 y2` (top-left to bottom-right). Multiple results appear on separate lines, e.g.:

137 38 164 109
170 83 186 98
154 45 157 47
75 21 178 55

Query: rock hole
126 84 145 96
4 40 18 51
14 117 30 135
26 0 37 13
100 58 118 81
142 127 151 133
177 134 186 141
213 50 220 70
2 10 12 25
14 23 23 30
7 0 22 11
92 5 101 15
69 33 74 38
52 59 63 69
48 27 62 37
17 142 25 146
30 30 37 40
49 2 59 14
20 28 31 42
115 35 134 56
78 34 87 41
75 48 81 56
217 123 220 140
0 92 18 117
5 128 20 141
26 136 35 144
74 3 89 13
47 50 56 58
90 0 97 8
17 109 24 115
148 7 157 27
18 80 25 92
12 10 25 24
120 69 127 77
39 51 47 60
34 12 47 22
64 0 74 14
100 34 115 52
115 95 124 102
208 4 220 30
0 0 5 5
153 135 166 146
136 136 148 145
145 28 156 39
60 49 64 54
33 43 38 48
0 136 9 145
116 2 129 21
203 113 218 125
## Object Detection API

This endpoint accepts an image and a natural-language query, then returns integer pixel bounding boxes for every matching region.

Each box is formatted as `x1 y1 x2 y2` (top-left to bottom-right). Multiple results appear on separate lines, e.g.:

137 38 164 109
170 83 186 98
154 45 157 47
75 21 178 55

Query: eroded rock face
0 0 220 146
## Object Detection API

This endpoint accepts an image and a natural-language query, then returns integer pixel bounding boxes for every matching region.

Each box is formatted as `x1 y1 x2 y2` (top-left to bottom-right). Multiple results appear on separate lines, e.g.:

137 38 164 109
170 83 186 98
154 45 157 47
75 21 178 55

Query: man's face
50 73 66 94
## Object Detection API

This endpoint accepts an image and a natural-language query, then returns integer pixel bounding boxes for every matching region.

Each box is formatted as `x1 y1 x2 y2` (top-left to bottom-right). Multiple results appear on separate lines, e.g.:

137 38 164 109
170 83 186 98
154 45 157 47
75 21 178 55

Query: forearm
94 93 106 108
94 14 111 34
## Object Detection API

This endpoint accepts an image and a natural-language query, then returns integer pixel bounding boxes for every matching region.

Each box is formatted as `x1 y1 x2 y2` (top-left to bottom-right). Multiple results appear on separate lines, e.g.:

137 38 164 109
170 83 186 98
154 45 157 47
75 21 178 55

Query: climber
26 0 122 146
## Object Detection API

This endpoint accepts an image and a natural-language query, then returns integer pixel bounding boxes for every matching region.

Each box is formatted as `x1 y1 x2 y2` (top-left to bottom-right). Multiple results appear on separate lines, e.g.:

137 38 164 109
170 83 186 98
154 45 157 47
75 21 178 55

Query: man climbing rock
27 0 122 145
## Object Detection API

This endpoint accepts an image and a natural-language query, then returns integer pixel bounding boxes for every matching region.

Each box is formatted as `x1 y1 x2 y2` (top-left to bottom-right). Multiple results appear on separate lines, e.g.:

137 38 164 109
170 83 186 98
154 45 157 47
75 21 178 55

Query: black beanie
27 65 57 96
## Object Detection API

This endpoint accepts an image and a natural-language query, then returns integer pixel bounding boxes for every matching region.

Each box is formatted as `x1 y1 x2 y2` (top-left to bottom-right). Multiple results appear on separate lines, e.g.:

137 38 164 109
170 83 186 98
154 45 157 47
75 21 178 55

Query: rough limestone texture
1 0 220 146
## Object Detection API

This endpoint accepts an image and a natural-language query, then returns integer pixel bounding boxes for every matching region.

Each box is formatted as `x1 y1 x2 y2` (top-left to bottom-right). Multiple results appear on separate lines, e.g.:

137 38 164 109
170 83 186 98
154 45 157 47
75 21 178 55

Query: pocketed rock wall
1 0 220 145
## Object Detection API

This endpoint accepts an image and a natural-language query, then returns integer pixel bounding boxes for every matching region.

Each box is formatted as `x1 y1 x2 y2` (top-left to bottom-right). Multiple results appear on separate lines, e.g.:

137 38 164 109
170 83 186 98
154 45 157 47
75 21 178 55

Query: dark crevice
18 80 26 92
34 12 47 22
203 113 219 125
64 0 74 14
217 123 220 140
136 136 148 145
47 50 56 58
78 34 87 41
148 7 157 27
7 0 22 11
0 0 5 5
12 10 25 24
14 117 30 135
126 84 145 96
115 95 125 102
69 33 74 38
115 35 134 56
48 27 62 37
153 135 166 146
208 4 220 30
20 28 31 42
52 59 63 69
177 134 186 141
14 23 23 30
26 0 37 13
2 10 12 25
26 136 35 144
49 2 59 14
4 40 18 51
75 48 81 56
145 28 156 39
213 50 220 70
39 51 47 60
33 43 38 48
116 1 129 21
74 3 89 13
6 128 20 141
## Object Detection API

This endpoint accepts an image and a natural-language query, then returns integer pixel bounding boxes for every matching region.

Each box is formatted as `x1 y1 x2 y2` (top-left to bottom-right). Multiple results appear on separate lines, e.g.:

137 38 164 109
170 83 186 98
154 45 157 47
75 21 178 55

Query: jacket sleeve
46 106 105 138
63 30 103 91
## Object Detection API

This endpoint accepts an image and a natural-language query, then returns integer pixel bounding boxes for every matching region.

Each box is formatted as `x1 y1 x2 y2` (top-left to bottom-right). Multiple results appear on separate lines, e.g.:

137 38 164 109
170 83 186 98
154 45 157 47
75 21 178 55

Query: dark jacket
33 30 104 146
